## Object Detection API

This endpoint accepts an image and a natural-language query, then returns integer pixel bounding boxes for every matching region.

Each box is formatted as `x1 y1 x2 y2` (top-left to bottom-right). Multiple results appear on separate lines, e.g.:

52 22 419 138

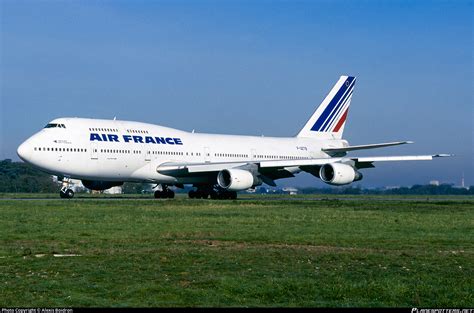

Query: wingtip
434 154 453 158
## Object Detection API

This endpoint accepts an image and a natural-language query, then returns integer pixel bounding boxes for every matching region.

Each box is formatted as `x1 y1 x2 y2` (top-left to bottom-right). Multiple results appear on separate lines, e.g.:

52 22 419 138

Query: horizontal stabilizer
323 141 414 154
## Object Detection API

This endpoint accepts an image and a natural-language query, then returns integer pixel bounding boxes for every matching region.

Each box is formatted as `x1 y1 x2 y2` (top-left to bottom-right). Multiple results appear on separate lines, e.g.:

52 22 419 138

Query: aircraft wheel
154 190 162 199
167 190 175 199
188 190 196 199
60 189 74 199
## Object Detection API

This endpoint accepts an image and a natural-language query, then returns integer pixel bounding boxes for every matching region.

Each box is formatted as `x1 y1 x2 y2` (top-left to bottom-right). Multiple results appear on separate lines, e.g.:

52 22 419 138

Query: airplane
17 75 450 199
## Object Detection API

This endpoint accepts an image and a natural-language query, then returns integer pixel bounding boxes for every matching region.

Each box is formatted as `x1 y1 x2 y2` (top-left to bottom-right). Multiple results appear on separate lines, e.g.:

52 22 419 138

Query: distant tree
0 159 58 192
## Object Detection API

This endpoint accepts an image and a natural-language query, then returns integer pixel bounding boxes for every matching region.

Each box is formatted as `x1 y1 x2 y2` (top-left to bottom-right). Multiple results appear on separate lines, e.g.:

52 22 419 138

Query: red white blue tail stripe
297 75 356 139
310 76 355 132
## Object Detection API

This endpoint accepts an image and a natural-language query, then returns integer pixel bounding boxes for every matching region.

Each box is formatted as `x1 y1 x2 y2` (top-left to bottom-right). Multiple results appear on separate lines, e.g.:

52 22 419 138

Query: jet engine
319 163 363 185
217 169 260 191
81 180 124 191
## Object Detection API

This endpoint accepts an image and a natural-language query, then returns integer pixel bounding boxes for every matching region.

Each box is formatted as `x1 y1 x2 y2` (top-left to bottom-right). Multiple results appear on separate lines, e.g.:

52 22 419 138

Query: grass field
0 195 472 307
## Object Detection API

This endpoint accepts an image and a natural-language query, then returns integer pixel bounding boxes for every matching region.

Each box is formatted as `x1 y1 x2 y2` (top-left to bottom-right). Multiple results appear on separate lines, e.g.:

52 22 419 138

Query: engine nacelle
319 163 363 186
217 169 257 191
81 180 124 191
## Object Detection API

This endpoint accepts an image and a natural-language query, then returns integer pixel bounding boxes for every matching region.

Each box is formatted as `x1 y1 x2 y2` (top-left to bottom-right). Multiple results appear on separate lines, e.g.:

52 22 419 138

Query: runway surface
0 196 471 202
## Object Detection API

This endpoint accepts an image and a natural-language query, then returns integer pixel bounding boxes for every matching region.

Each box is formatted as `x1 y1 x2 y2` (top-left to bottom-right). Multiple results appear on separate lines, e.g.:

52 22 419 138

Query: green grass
0 196 472 307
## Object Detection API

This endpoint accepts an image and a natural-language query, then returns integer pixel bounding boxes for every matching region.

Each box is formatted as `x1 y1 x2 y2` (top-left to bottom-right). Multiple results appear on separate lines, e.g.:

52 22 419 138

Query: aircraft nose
17 140 33 162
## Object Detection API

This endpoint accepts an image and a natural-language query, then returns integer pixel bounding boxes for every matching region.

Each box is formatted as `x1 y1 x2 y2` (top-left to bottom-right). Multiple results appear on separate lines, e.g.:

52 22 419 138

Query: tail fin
297 75 356 139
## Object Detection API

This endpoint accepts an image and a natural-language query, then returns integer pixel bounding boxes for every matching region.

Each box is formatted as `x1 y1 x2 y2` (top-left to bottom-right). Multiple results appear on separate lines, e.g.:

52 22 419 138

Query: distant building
429 180 440 186
453 173 468 190
282 187 298 195
103 186 123 194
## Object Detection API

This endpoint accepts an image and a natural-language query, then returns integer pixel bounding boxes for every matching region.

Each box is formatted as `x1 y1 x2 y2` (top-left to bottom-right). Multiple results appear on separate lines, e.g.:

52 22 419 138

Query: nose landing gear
59 178 74 199
60 187 75 198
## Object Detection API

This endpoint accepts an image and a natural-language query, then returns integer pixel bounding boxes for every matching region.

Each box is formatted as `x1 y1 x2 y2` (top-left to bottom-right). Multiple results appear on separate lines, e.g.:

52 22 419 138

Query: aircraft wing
260 154 451 168
156 154 451 178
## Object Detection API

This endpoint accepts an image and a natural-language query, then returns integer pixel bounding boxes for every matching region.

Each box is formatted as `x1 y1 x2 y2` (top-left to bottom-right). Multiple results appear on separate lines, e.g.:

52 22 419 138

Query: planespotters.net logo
412 309 473 313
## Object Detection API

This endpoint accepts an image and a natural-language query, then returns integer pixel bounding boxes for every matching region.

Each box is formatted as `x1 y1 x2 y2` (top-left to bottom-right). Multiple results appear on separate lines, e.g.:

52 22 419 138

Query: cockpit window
44 123 66 128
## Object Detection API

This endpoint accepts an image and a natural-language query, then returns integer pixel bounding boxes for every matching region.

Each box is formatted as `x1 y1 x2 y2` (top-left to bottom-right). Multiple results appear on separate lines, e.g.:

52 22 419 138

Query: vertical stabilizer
297 76 356 139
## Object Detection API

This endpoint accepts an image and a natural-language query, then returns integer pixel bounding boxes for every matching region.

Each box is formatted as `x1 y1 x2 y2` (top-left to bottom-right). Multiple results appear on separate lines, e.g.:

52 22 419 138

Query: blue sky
1 0 472 187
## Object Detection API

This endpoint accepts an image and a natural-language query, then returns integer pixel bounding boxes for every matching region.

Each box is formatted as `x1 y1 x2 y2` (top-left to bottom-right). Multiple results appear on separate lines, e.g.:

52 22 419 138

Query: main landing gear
154 185 175 199
188 186 237 200
59 178 74 199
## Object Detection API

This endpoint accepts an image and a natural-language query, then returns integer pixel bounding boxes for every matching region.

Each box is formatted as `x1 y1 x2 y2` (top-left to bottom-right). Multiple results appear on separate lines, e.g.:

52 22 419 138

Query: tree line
0 159 58 192
1 159 472 195
295 184 474 195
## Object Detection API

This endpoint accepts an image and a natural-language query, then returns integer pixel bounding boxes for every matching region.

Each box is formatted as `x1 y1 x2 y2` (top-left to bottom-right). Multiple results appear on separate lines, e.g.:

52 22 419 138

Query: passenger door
90 143 98 160
204 147 211 163
144 144 151 161
251 149 257 161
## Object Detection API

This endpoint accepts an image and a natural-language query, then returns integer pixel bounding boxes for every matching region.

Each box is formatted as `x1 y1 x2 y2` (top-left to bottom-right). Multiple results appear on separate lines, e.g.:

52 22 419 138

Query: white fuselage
17 117 344 185
17 76 447 196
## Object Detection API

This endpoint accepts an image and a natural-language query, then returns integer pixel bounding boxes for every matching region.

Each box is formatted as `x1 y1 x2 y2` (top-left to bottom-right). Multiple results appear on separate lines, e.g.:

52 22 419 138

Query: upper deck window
44 123 66 128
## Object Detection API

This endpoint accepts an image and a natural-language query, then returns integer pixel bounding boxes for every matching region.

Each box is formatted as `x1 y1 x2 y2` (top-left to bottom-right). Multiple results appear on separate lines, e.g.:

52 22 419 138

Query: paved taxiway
0 196 470 202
